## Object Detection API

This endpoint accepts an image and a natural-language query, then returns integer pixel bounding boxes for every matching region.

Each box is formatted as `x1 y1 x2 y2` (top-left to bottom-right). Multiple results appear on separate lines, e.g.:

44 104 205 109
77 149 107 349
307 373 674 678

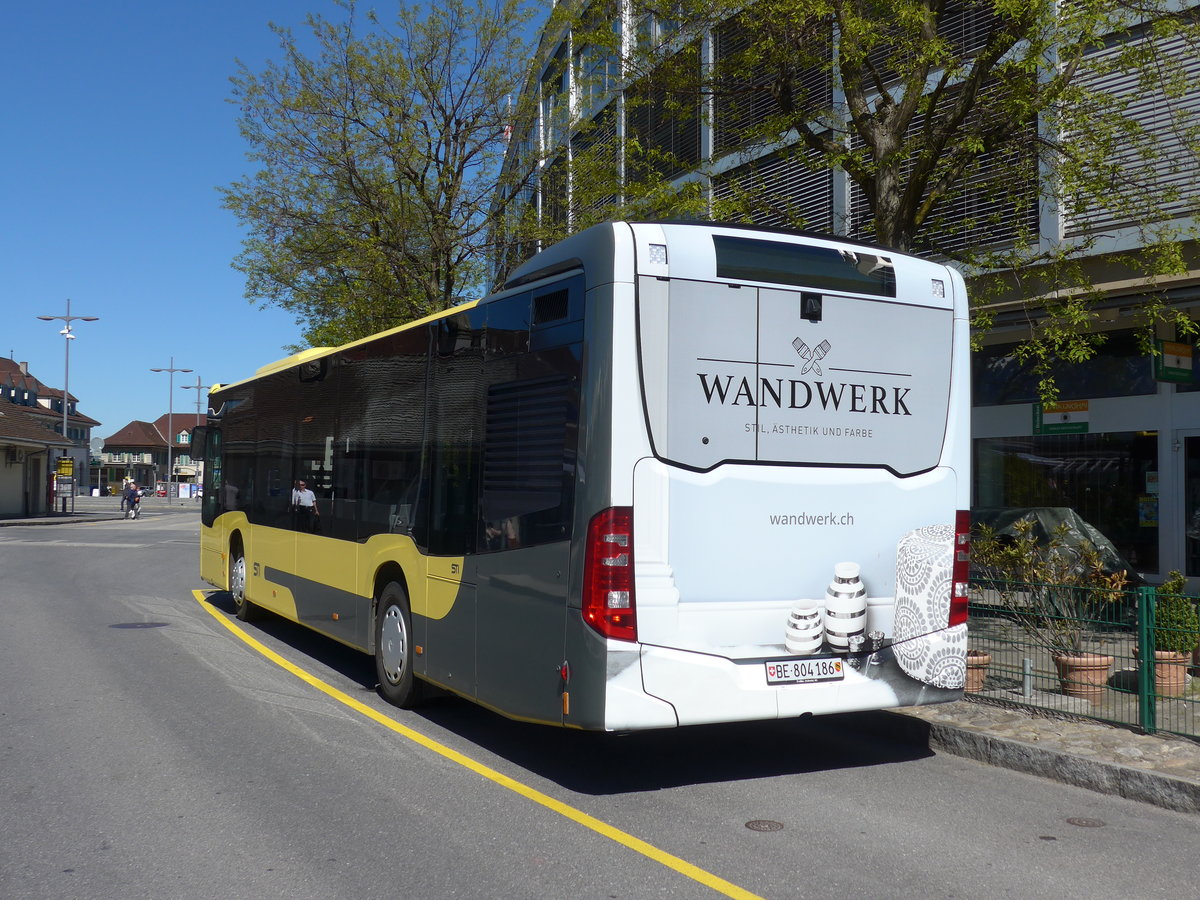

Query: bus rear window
713 235 896 298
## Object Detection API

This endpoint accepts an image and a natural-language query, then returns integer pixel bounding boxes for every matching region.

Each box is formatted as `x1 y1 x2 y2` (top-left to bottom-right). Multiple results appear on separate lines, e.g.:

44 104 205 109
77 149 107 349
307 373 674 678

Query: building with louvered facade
496 1 1200 585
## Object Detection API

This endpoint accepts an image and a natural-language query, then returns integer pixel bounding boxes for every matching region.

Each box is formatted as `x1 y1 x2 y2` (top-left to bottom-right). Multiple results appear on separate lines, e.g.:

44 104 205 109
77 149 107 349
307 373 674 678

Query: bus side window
479 276 583 552
334 328 431 543
221 389 255 517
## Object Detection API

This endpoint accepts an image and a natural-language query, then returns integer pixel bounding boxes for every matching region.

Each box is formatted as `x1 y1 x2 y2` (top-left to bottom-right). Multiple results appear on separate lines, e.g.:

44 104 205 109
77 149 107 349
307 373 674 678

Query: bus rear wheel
376 581 421 708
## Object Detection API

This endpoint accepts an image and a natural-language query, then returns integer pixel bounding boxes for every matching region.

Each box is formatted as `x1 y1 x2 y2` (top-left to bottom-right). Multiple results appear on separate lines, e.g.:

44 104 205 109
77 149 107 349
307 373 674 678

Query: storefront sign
1154 340 1193 383
1033 399 1090 434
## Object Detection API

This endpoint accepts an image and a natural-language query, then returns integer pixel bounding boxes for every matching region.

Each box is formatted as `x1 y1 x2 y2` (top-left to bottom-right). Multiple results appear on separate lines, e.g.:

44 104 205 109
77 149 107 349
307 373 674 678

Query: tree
222 0 541 348
559 0 1200 394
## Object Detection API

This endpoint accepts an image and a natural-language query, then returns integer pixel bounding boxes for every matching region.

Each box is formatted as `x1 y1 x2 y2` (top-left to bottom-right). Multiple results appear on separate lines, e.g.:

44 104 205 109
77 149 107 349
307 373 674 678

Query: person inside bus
291 479 319 532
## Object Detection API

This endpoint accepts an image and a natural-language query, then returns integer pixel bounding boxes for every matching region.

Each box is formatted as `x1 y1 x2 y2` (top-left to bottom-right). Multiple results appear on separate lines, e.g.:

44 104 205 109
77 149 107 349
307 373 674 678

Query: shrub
1154 570 1200 655
972 518 1129 656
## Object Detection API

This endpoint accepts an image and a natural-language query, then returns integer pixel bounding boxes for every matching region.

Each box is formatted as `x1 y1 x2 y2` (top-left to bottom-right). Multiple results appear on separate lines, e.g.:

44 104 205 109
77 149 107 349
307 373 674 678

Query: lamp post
151 358 193 506
181 374 205 419
37 299 99 513
181 375 205 500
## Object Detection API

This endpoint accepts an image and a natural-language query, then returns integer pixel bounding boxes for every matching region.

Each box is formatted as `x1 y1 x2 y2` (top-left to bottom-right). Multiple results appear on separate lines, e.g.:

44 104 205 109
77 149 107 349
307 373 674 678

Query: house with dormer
100 413 205 496
0 357 100 515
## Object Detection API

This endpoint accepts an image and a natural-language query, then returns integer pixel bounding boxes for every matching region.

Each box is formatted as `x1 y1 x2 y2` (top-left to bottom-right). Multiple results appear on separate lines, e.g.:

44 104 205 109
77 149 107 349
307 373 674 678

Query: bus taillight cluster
583 507 636 642
950 509 971 627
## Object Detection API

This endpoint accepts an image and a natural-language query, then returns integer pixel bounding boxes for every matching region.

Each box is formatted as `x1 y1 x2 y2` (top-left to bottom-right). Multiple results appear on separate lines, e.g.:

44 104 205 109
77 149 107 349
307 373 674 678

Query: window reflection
973 431 1159 574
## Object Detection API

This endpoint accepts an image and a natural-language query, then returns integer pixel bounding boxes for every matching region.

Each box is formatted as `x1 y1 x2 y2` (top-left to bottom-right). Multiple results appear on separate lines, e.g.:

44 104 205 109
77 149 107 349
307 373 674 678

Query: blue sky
2 1 354 439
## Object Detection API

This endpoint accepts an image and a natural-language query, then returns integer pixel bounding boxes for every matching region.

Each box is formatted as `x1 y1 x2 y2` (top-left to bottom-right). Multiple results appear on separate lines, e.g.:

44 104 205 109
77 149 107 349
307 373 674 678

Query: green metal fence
967 581 1200 739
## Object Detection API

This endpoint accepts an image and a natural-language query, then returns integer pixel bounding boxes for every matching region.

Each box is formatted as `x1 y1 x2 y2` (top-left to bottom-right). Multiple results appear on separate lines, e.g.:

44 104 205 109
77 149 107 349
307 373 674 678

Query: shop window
973 431 1159 575
973 330 1157 406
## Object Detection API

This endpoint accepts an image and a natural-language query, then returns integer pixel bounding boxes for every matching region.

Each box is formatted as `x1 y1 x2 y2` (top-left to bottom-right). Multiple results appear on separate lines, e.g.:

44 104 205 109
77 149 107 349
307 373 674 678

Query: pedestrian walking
124 482 141 520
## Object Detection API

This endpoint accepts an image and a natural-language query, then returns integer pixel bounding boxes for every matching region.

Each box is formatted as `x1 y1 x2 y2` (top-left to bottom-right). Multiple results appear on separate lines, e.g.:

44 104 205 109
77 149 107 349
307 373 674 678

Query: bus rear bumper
635 634 964 728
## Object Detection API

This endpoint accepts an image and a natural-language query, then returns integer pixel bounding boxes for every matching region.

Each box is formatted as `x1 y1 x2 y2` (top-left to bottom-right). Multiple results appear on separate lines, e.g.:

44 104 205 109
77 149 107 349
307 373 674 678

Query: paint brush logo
792 338 831 375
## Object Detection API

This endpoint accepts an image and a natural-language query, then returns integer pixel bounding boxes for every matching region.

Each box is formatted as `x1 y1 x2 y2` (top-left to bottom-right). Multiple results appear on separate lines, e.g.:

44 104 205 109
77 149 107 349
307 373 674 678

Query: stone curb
881 710 1200 815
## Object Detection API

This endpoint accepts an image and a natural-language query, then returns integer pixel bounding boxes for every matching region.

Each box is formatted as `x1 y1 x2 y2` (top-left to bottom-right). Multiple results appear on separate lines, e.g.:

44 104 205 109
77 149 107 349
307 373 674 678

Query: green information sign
1033 400 1089 435
1154 340 1193 383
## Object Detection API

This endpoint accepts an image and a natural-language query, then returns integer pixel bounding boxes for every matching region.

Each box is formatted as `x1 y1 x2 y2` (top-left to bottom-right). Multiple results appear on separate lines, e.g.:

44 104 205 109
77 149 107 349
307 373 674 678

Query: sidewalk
2 504 1197 812
884 698 1200 814
0 495 198 526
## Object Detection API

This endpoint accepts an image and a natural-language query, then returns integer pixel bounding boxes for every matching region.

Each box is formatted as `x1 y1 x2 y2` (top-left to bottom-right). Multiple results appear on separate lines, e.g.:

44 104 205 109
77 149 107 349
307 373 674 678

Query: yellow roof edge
253 346 334 378
211 298 482 395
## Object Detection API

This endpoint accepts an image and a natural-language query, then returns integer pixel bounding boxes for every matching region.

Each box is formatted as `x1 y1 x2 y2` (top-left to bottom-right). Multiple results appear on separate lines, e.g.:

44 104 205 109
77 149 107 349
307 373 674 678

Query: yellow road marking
193 590 764 900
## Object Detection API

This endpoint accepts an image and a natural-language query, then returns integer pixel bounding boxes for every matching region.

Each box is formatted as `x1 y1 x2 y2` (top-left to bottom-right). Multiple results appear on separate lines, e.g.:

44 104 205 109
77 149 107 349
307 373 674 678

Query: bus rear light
950 509 971 627
583 507 637 642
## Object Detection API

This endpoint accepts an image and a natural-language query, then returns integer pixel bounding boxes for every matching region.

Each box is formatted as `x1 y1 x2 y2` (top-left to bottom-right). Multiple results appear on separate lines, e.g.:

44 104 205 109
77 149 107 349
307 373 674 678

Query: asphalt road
2 508 1197 899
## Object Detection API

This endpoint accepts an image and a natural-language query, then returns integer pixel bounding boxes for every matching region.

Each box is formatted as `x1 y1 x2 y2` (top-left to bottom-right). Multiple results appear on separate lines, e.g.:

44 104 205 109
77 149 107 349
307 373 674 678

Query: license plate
765 657 844 685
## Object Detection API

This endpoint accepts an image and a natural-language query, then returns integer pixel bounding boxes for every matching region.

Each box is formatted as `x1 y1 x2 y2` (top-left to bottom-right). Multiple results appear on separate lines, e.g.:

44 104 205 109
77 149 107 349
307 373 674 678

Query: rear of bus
547 222 970 731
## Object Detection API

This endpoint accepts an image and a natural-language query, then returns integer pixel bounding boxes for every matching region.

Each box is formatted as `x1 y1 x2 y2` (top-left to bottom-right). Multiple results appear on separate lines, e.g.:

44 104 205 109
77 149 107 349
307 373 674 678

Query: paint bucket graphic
785 601 824 654
824 562 867 650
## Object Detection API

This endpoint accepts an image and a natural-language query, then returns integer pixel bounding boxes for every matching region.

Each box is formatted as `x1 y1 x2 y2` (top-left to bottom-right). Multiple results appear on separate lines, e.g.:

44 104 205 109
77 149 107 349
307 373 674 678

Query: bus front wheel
375 581 421 708
230 546 258 622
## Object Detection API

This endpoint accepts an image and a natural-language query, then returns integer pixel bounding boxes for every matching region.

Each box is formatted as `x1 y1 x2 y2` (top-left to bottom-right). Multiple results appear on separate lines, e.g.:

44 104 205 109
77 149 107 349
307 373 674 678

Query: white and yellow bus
196 221 971 731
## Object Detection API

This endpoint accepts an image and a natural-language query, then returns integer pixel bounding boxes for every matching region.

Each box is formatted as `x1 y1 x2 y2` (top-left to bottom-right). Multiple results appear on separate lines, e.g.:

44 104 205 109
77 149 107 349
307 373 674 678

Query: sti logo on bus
696 338 913 416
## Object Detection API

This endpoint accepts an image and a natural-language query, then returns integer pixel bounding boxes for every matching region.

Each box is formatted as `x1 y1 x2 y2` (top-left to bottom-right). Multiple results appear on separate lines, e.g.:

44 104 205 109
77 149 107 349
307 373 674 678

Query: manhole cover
110 622 169 629
1065 817 1106 828
745 820 784 832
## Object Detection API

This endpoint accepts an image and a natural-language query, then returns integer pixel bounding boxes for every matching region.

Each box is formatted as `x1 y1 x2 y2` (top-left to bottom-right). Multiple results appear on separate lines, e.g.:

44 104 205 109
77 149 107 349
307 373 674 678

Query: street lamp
151 357 193 505
37 299 99 513
181 375 205 500
181 374 206 419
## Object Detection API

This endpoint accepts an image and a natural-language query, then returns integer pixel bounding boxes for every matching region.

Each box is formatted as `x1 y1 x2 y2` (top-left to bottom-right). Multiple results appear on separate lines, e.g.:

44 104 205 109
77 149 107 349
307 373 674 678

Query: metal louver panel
847 86 1038 254
541 157 568 232
570 105 619 221
626 51 702 180
938 0 1002 57
482 375 569 520
712 148 834 231
1064 31 1200 237
713 18 833 155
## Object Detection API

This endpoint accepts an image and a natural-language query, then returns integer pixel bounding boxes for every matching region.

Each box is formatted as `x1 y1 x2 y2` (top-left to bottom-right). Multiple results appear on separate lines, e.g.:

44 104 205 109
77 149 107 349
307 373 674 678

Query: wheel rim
230 555 246 605
379 604 408 685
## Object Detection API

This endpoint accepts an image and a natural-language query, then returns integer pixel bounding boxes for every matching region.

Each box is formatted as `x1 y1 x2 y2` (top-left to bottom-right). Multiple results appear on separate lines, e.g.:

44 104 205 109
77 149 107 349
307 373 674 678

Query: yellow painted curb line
193 591 764 900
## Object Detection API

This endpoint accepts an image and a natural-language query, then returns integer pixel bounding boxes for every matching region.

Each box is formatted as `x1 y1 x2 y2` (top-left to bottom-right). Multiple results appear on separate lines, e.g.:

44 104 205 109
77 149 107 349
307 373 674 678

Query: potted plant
973 517 1129 703
1152 571 1199 697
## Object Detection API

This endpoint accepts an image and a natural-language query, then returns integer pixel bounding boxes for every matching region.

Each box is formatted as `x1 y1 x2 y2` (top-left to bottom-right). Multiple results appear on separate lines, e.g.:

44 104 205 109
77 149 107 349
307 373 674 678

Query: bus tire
230 544 258 622
376 581 421 708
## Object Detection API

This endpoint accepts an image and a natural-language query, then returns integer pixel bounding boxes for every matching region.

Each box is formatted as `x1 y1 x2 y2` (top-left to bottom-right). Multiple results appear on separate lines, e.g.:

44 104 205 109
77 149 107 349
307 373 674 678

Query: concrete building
498 1 1200 585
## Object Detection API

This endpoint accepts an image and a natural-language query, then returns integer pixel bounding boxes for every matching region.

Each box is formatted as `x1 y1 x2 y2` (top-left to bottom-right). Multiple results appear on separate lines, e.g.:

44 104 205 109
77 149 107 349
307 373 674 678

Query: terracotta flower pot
965 650 991 693
1053 652 1113 703
1154 650 1191 698
1190 644 1199 678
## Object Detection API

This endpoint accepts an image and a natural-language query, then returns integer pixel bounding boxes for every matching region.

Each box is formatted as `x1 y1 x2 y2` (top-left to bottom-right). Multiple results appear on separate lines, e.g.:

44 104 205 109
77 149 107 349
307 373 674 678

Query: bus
195 221 971 731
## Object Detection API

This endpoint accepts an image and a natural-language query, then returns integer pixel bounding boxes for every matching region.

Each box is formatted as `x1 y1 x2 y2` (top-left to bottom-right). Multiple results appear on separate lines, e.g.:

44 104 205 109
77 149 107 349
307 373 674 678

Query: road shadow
415 701 936 795
199 590 936 795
